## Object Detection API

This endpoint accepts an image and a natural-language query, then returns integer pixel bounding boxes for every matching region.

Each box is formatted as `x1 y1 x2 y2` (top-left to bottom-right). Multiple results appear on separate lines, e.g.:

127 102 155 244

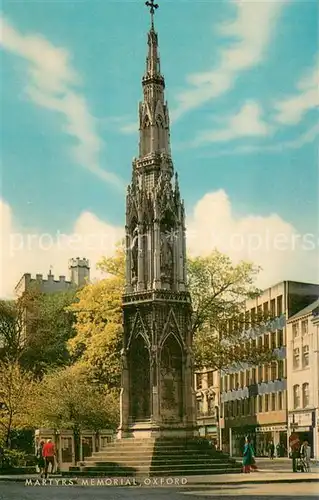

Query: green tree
32 365 119 433
188 251 275 370
0 360 35 448
68 246 124 389
21 289 77 377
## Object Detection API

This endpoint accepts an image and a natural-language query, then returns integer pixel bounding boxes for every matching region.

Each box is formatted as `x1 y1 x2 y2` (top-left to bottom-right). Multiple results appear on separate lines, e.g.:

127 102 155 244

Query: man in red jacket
42 439 56 478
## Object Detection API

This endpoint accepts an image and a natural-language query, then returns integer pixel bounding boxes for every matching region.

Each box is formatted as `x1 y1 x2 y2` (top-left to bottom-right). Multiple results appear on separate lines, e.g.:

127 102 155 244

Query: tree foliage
32 365 119 432
0 360 35 447
188 251 276 370
67 246 124 389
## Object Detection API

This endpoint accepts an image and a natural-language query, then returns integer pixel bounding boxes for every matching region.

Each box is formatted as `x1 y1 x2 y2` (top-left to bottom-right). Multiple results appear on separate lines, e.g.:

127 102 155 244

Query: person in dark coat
36 440 45 477
268 441 275 459
242 436 254 473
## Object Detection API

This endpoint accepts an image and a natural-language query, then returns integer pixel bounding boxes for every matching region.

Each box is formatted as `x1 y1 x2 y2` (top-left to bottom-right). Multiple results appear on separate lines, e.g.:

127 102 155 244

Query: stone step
65 467 242 477
85 456 226 464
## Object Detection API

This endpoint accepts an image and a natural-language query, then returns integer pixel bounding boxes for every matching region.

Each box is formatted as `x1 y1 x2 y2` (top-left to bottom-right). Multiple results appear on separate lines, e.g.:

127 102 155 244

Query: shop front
288 411 315 458
255 425 287 457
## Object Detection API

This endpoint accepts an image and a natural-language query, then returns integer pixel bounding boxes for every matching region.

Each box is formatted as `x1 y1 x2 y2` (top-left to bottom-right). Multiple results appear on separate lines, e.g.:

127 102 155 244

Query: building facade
118 7 196 439
14 257 90 296
287 299 319 459
195 369 220 443
217 281 319 457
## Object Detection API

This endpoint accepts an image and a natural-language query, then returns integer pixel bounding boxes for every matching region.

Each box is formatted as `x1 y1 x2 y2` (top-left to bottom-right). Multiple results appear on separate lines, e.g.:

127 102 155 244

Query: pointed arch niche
160 333 183 423
141 115 151 155
129 334 151 421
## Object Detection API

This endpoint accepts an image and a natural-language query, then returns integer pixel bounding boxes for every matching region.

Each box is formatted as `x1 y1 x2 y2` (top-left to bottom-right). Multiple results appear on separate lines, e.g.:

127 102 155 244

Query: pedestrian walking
242 436 254 473
42 439 56 478
268 441 275 459
300 440 311 472
36 439 45 477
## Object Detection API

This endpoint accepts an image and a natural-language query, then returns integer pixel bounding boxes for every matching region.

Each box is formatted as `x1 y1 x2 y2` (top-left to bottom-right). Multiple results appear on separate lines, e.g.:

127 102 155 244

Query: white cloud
203 123 319 157
173 0 286 119
274 58 319 125
0 16 123 188
187 190 318 290
193 101 270 145
1 193 317 298
0 198 123 299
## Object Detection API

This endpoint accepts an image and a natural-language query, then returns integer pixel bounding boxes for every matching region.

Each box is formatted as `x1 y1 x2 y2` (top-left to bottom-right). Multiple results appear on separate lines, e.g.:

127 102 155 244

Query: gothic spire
139 1 171 158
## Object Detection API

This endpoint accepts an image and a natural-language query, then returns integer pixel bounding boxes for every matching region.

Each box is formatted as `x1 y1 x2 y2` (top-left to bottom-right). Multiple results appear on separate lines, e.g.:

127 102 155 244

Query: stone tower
119 3 196 439
69 257 90 287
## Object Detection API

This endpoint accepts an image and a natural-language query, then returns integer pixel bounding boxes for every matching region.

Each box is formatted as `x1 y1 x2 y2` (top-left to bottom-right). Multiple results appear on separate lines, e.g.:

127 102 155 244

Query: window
278 360 284 379
258 365 263 383
293 348 300 369
263 302 269 317
302 383 309 407
196 373 202 390
271 362 277 381
230 374 234 390
271 332 276 349
252 368 256 384
258 395 263 412
301 320 308 335
251 396 256 415
292 323 299 338
278 391 283 410
245 370 250 386
251 308 256 326
271 393 276 411
264 334 269 349
293 385 300 408
277 295 283 316
258 337 263 350
235 373 239 389
302 345 309 367
240 371 244 388
207 371 214 387
265 394 269 412
257 305 262 321
264 364 269 382
224 377 228 392
277 329 284 346
270 299 276 317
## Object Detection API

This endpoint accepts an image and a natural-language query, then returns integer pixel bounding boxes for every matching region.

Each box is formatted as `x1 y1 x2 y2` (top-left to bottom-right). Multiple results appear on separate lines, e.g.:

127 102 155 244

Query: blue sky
0 0 318 296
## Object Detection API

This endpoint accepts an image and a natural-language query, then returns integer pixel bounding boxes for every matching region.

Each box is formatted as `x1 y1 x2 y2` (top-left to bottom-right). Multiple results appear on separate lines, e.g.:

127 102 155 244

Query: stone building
118 5 196 439
195 369 220 443
287 298 319 459
14 257 90 296
219 280 319 456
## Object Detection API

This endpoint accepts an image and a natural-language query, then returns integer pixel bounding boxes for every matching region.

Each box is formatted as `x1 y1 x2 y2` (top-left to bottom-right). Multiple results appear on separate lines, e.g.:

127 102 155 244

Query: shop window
265 394 269 412
271 393 276 411
293 348 300 369
302 383 309 407
292 323 299 338
302 345 309 367
277 296 283 316
293 385 300 408
301 320 308 335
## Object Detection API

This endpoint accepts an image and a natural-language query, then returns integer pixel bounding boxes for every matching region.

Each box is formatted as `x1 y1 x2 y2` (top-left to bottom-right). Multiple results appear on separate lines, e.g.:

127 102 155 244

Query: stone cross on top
145 0 159 27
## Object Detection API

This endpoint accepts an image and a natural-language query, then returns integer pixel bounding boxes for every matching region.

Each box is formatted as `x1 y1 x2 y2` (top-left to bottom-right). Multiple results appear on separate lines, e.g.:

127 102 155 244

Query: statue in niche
160 231 173 280
131 225 138 282
160 339 183 422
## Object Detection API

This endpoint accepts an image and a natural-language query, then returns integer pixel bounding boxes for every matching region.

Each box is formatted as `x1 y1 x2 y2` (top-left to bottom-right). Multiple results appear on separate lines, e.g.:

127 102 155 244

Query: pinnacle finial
145 0 159 28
